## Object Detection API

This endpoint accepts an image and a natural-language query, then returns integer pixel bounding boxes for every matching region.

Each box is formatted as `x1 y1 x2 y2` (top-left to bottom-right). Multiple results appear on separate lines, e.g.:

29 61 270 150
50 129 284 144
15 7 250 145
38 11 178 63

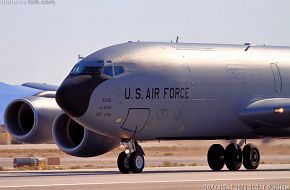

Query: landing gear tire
243 143 260 170
129 151 145 173
117 151 130 174
207 144 225 171
225 143 243 171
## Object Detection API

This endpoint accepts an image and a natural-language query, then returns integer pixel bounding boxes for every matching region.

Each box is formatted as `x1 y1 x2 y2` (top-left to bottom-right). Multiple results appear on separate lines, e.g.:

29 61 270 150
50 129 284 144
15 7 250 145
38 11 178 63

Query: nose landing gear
207 140 260 171
117 140 145 174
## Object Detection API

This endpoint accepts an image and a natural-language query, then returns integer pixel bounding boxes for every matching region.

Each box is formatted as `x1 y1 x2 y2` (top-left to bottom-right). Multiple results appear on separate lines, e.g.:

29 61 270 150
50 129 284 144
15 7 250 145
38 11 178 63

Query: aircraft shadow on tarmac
143 168 290 174
1 168 289 178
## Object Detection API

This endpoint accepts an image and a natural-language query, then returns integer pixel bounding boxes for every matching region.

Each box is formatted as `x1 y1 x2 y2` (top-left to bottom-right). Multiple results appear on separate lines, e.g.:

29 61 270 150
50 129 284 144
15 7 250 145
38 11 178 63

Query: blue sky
1 0 290 85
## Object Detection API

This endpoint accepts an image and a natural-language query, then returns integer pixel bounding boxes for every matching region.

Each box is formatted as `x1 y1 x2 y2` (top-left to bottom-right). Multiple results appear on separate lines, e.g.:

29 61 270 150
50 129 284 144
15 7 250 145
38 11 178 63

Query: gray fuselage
60 42 290 141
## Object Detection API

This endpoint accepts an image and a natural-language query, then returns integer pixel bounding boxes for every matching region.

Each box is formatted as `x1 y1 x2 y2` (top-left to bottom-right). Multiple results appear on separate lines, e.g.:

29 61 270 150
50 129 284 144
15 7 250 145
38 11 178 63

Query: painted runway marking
0 177 289 188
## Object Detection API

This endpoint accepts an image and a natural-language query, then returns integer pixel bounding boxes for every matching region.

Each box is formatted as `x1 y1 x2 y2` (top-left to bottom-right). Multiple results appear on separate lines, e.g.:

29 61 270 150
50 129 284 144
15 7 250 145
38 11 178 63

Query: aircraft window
114 66 124 76
82 66 102 74
103 66 113 77
70 66 80 74
70 66 102 75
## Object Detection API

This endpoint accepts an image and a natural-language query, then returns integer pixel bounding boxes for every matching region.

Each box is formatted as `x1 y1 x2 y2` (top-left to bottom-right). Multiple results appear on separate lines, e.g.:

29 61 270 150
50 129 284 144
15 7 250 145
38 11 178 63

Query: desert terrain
0 139 289 170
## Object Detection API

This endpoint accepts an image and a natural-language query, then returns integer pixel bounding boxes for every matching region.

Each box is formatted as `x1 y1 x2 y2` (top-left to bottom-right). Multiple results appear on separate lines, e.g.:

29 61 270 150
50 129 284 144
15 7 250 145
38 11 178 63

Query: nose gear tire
117 151 130 174
129 151 145 173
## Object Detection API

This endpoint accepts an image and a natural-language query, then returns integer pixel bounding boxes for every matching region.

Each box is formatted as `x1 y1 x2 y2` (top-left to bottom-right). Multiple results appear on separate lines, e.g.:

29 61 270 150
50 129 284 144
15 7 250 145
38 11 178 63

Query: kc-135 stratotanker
1 42 290 173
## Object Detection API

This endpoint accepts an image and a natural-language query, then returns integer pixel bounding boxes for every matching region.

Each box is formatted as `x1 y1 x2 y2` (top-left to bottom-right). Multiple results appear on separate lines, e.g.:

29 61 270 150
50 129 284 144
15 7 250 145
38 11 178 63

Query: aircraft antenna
176 36 179 43
78 54 84 61
244 42 255 51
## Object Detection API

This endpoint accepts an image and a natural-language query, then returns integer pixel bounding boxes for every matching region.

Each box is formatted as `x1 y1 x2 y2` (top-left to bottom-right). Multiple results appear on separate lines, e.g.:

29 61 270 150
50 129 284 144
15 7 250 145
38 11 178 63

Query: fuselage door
270 63 282 92
121 108 150 133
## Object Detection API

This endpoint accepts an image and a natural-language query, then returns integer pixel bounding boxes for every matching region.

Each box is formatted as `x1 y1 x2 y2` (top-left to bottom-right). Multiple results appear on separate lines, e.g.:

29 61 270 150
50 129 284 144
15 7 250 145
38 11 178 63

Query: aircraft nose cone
55 75 105 118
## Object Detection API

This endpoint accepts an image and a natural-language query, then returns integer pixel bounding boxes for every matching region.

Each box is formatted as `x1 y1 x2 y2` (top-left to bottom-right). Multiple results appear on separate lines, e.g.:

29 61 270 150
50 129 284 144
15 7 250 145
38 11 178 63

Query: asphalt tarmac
0 164 289 190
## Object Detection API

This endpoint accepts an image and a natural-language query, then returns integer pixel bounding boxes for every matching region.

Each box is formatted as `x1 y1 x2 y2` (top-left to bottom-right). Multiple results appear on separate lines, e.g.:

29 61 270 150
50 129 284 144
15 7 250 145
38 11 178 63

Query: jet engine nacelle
4 96 61 143
52 112 120 157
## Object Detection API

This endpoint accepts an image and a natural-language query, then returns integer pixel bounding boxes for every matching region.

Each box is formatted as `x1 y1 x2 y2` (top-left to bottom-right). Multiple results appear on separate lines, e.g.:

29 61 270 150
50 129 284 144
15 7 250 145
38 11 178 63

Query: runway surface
0 164 289 190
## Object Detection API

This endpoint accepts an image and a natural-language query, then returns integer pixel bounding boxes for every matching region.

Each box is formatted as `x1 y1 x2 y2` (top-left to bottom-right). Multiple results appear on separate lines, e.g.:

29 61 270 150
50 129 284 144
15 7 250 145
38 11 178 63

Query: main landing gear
207 140 260 171
117 140 145 174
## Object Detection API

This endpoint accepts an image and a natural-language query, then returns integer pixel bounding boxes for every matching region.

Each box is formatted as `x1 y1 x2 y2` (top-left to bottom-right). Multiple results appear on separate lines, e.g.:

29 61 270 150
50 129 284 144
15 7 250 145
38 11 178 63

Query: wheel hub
251 150 259 163
235 153 240 160
135 155 144 169
124 156 130 169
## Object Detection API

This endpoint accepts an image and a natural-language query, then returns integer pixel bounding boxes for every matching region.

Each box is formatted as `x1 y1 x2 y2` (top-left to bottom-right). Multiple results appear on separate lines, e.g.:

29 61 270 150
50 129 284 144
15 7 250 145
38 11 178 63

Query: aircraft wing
239 98 290 128
0 82 57 125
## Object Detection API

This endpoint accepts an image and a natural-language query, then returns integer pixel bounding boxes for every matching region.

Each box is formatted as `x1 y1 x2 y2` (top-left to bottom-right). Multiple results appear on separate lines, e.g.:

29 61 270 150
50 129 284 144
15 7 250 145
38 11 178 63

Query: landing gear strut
207 140 260 171
117 140 145 174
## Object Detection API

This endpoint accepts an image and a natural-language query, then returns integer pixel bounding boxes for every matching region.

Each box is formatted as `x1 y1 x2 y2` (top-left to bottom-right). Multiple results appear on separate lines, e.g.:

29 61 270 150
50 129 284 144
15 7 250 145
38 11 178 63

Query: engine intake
52 112 120 157
4 97 61 143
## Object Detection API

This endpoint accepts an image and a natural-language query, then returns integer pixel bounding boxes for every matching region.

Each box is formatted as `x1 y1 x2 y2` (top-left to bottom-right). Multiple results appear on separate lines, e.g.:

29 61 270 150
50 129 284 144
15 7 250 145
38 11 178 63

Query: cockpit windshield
69 65 102 76
69 61 125 78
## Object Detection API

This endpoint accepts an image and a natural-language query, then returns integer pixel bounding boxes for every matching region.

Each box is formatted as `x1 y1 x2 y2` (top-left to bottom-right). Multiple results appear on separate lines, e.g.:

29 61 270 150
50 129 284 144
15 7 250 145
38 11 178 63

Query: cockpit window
97 60 104 63
103 66 113 77
114 66 124 76
69 63 124 78
70 65 102 76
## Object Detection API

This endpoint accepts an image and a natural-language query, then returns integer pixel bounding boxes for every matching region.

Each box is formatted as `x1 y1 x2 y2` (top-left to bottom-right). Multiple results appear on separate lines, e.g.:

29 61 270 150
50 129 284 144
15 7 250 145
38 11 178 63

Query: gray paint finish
66 42 290 140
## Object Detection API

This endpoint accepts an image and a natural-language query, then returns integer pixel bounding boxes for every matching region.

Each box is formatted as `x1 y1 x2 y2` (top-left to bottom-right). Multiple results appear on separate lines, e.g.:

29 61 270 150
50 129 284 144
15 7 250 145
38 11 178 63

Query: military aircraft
1 42 290 173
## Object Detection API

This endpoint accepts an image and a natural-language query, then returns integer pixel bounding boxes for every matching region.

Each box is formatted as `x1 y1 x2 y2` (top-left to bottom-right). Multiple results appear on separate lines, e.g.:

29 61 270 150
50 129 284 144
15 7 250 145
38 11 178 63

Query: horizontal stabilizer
22 82 58 91
239 98 290 128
